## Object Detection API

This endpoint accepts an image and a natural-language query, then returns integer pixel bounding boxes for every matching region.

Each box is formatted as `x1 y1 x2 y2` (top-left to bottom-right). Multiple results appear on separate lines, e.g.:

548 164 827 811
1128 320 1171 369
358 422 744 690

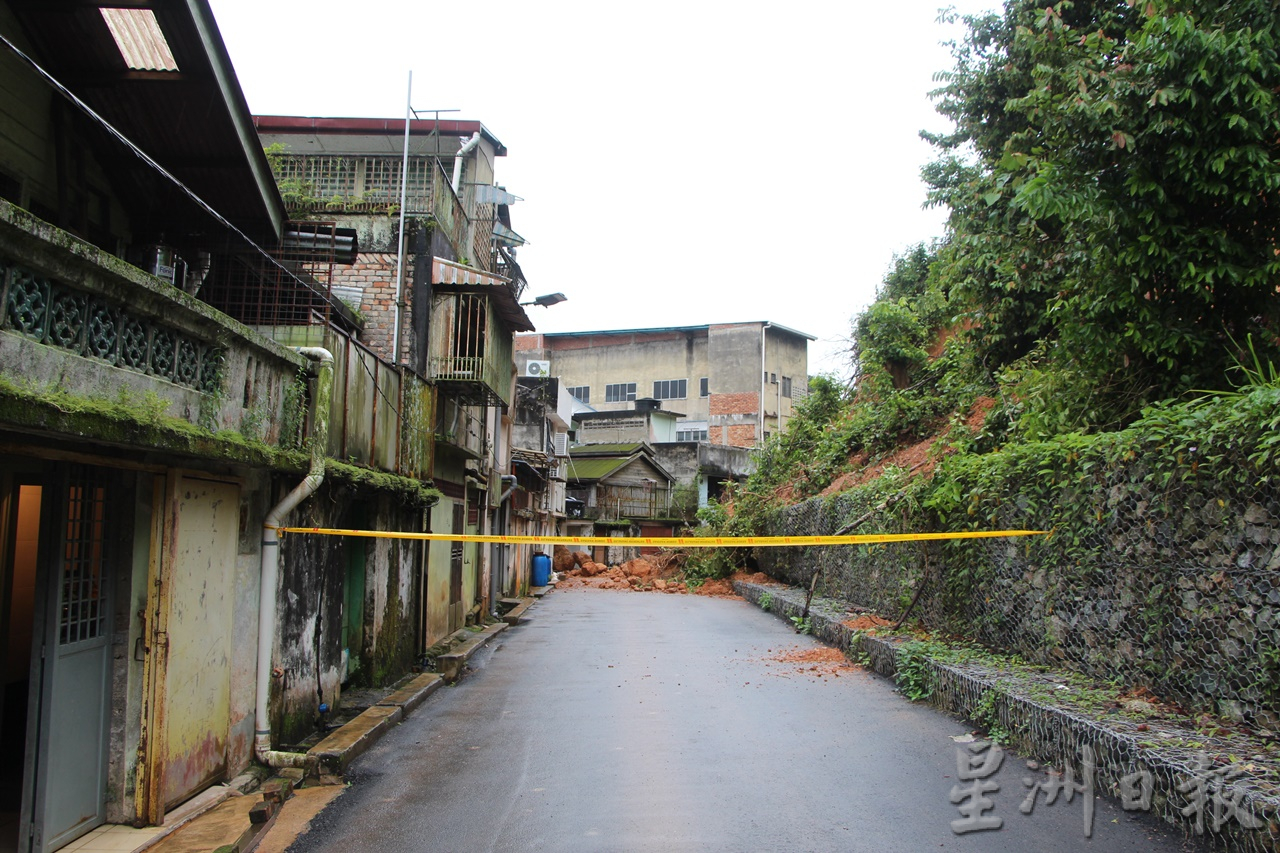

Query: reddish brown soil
818 396 998 497
762 646 858 678
843 613 895 633
556 553 777 598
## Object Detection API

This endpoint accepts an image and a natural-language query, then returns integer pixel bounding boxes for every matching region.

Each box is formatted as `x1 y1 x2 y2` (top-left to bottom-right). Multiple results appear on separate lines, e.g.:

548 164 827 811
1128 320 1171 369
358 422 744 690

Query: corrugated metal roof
8 1 285 237
99 8 178 71
570 443 646 456
565 457 632 482
432 258 533 333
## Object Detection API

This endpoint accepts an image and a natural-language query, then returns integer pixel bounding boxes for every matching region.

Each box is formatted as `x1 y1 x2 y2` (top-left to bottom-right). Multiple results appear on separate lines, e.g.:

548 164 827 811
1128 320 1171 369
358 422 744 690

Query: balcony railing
271 156 476 268
428 290 516 408
568 484 675 521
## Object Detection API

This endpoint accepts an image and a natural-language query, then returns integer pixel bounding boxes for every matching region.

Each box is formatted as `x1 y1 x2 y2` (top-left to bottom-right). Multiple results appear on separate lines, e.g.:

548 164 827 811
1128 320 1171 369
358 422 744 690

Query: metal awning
492 222 526 247
433 257 507 287
432 258 533 333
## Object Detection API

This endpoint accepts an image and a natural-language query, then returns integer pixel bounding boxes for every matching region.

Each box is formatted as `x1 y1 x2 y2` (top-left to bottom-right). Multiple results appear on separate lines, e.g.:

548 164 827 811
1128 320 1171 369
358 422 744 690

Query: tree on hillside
852 242 948 387
928 0 1280 429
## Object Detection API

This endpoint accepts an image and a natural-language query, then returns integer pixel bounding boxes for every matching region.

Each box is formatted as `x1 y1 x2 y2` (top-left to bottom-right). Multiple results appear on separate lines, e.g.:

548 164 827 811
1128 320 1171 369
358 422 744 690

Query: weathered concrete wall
521 328 710 421
652 442 738 491
105 471 151 824
273 480 423 745
0 201 303 439
654 442 699 487
363 497 419 686
575 409 679 445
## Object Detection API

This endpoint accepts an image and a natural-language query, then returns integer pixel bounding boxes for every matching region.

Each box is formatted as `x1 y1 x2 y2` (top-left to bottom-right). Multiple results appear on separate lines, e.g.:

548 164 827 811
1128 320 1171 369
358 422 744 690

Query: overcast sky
207 1 996 378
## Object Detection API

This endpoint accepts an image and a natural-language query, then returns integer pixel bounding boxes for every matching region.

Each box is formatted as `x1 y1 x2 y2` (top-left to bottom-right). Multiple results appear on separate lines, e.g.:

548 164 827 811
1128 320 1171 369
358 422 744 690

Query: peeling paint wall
228 471 271 775
425 498 454 646
273 480 423 745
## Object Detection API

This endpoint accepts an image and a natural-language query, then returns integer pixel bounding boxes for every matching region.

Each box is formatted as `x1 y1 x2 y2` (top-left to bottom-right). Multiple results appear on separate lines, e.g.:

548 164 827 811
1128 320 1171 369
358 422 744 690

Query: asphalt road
289 589 1208 853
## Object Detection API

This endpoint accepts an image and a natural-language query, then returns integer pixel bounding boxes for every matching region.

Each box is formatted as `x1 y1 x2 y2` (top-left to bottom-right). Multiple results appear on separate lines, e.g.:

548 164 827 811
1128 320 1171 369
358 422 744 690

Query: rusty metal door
150 474 239 809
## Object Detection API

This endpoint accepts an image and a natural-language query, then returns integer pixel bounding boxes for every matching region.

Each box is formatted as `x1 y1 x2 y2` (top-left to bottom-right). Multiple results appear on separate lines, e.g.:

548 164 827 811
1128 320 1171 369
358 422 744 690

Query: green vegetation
789 615 812 635
706 0 1280 542
264 142 400 215
927 0 1280 427
894 640 940 702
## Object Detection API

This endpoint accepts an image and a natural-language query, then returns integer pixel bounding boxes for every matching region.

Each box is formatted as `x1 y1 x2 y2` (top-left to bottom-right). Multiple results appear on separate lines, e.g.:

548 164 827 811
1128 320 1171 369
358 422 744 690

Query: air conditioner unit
525 360 551 377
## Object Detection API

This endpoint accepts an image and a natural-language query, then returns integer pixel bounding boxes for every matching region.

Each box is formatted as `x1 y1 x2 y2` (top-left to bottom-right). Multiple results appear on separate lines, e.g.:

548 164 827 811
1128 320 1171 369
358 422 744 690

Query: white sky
208 1 996 378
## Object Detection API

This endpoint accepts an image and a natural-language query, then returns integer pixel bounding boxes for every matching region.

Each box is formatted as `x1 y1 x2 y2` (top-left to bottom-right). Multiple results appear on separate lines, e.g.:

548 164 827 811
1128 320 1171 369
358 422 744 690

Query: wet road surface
288 588 1208 852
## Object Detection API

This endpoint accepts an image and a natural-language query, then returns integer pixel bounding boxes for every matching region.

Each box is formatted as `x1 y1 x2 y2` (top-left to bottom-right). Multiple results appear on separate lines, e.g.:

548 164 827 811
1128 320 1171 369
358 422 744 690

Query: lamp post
520 292 568 308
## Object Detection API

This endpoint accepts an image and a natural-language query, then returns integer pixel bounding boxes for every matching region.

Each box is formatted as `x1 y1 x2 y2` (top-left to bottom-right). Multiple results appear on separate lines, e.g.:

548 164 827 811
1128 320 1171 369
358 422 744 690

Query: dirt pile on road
763 646 858 678
557 548 691 593
554 547 775 598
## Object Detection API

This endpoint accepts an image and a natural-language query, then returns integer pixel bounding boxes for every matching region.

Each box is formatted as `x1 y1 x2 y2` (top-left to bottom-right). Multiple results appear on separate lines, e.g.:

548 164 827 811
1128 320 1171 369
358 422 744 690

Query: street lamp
521 292 567 308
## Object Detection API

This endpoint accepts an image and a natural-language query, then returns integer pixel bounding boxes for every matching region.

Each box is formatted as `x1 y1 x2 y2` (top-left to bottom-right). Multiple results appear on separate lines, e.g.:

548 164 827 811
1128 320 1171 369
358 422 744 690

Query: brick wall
514 334 543 352
726 424 757 447
331 252 413 363
708 424 758 448
708 391 758 416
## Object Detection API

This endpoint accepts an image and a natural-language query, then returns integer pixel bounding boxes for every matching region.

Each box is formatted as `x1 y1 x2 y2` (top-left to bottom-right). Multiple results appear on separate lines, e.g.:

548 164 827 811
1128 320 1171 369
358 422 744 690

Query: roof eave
187 0 286 235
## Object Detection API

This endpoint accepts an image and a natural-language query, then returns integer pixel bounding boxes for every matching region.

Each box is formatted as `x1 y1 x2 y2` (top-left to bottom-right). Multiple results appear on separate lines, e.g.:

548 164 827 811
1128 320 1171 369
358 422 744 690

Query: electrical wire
0 30 330 306
1 29 442 439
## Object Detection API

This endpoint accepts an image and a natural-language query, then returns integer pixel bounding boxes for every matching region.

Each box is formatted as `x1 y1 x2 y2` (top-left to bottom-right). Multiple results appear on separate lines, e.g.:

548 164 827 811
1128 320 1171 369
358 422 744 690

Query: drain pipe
451 131 482 194
255 347 334 769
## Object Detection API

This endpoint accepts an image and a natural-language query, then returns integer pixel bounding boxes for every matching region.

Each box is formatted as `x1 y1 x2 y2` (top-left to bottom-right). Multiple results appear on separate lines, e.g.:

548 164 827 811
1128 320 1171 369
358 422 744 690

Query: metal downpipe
255 347 333 769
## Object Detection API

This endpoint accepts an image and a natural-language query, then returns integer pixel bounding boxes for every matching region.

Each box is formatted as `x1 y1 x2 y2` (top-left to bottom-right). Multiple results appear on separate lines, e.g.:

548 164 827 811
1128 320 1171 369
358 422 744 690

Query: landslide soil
553 545 776 599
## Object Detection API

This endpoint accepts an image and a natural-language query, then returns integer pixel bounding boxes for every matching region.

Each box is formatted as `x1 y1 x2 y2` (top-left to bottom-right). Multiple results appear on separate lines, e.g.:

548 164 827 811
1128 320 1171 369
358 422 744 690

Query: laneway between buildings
286 588 1203 853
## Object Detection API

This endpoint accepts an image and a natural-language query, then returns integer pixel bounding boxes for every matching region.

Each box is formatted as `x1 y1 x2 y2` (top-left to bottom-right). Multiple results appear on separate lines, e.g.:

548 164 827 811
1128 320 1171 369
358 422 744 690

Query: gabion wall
757 442 1280 726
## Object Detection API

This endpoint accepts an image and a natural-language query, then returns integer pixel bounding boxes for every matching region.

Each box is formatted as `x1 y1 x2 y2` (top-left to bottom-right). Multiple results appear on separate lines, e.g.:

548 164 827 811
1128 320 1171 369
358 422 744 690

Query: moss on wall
0 373 306 470
0 376 443 515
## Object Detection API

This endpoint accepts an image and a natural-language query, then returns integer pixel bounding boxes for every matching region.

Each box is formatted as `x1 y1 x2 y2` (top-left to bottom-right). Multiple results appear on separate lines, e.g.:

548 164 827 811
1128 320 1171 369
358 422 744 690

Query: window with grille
60 474 109 645
676 428 709 441
653 379 687 400
567 386 590 404
605 383 636 403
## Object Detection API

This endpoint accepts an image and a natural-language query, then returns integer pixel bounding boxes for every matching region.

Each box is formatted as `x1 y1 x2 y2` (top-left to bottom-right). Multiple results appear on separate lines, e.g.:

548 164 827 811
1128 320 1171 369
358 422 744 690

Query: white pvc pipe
255 347 333 769
392 71 412 365
451 131 482 194
759 322 771 445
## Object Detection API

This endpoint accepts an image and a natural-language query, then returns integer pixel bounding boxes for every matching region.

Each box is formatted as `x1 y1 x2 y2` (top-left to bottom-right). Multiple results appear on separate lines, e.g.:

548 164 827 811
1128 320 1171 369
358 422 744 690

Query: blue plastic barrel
531 552 551 587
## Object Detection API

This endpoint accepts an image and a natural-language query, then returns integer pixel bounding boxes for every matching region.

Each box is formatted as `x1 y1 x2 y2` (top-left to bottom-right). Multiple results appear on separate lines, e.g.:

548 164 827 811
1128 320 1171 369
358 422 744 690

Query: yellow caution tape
274 527 1048 548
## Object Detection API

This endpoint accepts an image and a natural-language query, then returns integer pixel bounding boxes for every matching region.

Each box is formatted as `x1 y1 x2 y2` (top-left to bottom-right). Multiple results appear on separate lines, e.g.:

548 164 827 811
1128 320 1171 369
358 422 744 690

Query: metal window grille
273 154 436 212
59 473 108 645
199 222 341 329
